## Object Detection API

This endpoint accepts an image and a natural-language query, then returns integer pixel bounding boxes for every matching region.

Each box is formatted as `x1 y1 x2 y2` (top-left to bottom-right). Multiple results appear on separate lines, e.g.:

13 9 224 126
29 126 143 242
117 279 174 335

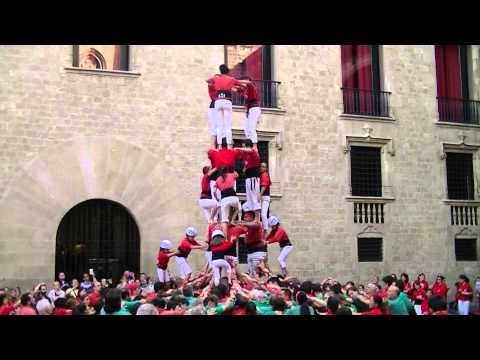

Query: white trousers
211 259 231 286
458 300 471 315
414 304 423 315
220 196 240 223
244 107 261 143
277 245 293 269
174 256 192 279
247 251 266 275
242 177 261 212
207 108 217 136
205 251 212 264
261 195 271 230
215 99 233 145
209 180 221 201
156 268 169 283
198 198 219 222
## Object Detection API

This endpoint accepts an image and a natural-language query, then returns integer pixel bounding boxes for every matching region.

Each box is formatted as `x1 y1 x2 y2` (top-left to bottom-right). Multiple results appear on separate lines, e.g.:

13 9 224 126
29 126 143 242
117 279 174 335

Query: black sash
221 188 236 198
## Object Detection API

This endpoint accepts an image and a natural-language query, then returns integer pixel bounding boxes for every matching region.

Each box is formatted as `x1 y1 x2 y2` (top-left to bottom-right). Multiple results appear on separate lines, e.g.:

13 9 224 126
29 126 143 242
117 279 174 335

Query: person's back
388 295 408 315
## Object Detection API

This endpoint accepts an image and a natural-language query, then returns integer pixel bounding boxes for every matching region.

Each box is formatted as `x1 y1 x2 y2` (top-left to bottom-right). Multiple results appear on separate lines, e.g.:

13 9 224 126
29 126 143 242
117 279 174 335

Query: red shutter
435 45 463 122
341 45 355 88
356 45 373 114
112 45 120 71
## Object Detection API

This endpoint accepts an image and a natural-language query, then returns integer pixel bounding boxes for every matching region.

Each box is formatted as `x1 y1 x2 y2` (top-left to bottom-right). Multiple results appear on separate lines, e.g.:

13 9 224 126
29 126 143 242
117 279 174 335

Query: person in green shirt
394 280 414 315
205 294 234 315
182 286 196 308
101 289 131 315
387 286 409 315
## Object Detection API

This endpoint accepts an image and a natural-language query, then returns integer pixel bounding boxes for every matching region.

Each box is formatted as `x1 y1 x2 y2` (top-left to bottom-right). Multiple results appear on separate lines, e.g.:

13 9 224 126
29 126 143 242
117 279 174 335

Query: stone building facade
1 45 479 296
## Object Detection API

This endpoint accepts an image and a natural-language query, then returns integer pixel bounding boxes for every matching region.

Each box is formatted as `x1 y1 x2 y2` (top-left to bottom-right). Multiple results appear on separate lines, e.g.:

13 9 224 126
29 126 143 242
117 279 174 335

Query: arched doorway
55 199 140 283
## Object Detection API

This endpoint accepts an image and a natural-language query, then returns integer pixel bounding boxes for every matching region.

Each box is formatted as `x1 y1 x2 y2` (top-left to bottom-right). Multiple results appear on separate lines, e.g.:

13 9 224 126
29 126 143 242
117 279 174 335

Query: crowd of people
1 270 479 315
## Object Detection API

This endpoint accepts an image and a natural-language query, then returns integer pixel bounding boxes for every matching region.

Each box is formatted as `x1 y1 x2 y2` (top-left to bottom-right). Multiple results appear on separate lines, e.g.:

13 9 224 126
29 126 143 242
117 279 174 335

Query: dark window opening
446 152 474 200
350 146 382 197
358 237 383 262
455 238 477 261
55 199 140 284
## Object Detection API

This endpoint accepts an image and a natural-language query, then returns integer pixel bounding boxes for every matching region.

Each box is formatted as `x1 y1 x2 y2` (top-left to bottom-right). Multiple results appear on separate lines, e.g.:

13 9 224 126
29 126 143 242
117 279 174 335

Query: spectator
431 275 448 302
48 281 65 304
387 286 408 315
57 272 69 291
428 295 448 315
88 281 103 307
15 293 37 315
362 295 384 315
0 293 15 315
101 289 130 315
36 298 53 315
136 303 158 315
80 273 94 293
457 274 473 316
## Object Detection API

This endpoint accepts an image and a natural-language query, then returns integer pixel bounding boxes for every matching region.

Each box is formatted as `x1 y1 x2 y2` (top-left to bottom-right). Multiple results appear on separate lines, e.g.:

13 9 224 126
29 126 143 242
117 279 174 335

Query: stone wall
0 45 479 296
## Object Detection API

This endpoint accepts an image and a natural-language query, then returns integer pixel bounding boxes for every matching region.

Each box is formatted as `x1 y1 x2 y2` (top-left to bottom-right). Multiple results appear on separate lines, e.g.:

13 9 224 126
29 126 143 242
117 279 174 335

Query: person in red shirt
412 281 426 315
362 295 384 315
209 229 233 286
206 64 244 147
198 165 220 223
156 240 177 283
416 273 429 291
400 273 413 299
237 211 267 276
240 139 262 221
421 288 433 315
259 162 272 232
88 281 102 307
207 75 222 149
431 275 448 302
0 293 14 315
174 226 207 283
214 168 241 237
428 295 449 315
238 77 261 145
266 216 293 276
457 274 473 315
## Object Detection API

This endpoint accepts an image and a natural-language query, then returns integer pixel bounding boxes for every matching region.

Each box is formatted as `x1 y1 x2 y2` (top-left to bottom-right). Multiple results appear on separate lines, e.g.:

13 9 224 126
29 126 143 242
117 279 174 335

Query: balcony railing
437 97 480 125
451 205 478 226
353 202 385 224
232 80 281 109
342 88 391 118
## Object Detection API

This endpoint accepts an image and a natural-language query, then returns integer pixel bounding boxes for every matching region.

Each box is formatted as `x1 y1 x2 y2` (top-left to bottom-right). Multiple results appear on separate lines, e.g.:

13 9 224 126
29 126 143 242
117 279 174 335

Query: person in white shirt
48 281 65 304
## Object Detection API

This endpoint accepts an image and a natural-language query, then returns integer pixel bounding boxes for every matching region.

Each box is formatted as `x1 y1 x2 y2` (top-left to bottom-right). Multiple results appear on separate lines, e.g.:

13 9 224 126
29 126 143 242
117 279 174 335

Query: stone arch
0 136 193 288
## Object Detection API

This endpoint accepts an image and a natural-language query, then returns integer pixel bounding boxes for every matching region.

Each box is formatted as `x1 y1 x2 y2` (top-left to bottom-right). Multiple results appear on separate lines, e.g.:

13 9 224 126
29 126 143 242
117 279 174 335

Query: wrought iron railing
342 88 391 117
437 97 480 125
232 80 281 108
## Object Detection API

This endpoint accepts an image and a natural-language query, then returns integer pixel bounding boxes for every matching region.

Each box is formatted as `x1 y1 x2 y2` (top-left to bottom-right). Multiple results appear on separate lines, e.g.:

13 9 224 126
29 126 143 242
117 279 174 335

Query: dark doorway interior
55 199 140 284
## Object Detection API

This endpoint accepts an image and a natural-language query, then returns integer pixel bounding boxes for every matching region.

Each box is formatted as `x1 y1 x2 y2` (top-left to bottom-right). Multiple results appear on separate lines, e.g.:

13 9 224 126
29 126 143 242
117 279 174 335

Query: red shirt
260 172 272 195
362 308 383 315
211 240 234 253
418 280 429 290
53 308 72 316
216 148 243 168
208 84 216 101
228 225 248 242
200 174 211 199
412 288 426 303
245 223 264 247
231 307 247 315
207 223 222 244
242 149 261 170
207 75 242 92
432 310 448 315
0 304 14 315
157 250 171 270
245 82 260 109
421 297 430 314
88 291 102 307
216 172 238 192
207 149 220 168
431 283 448 300
457 282 473 301
266 226 291 247
177 238 200 258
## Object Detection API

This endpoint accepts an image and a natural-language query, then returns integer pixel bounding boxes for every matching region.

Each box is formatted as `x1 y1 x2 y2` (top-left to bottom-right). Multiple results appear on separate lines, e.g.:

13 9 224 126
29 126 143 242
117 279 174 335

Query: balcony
342 88 391 118
437 97 480 125
232 80 281 109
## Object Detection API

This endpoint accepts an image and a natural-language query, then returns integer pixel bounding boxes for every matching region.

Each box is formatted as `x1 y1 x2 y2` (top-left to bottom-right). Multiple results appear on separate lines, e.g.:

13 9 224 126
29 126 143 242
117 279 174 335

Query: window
341 45 390 117
225 45 279 108
446 152 474 200
435 45 479 124
73 45 129 71
233 140 269 194
455 238 478 261
358 237 383 262
350 146 382 197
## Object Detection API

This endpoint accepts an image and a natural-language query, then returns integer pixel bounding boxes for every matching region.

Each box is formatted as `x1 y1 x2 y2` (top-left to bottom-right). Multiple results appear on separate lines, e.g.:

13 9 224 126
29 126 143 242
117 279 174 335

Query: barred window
350 146 382 197
455 238 477 261
73 45 129 71
233 140 269 194
358 238 383 262
446 152 474 200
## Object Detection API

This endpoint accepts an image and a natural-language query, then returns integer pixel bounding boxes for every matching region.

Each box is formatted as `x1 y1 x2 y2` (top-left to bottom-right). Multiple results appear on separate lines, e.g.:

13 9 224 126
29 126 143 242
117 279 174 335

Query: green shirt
388 296 409 315
123 300 141 314
398 292 413 312
100 307 131 315
185 296 196 307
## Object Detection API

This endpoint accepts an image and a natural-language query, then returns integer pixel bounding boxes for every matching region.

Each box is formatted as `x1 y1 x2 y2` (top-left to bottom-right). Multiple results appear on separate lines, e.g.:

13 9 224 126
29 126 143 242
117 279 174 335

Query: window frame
72 45 130 72
445 151 475 200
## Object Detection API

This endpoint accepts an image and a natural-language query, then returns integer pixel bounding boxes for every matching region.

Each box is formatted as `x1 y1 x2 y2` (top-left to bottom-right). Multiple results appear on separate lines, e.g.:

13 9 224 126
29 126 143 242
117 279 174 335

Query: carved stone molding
357 225 384 238
343 125 395 156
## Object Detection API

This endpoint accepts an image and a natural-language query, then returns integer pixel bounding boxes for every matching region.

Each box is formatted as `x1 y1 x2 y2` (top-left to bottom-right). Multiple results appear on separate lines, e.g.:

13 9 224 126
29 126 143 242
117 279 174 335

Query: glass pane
77 45 127 71
225 45 264 80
